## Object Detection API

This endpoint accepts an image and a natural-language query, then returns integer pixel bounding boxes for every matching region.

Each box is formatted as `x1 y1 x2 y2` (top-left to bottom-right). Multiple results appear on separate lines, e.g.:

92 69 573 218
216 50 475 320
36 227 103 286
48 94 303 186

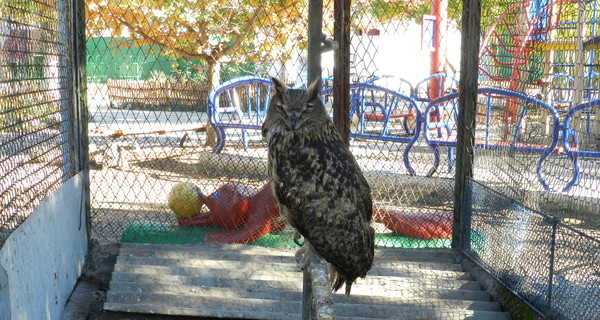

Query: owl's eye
306 103 314 109
276 102 285 112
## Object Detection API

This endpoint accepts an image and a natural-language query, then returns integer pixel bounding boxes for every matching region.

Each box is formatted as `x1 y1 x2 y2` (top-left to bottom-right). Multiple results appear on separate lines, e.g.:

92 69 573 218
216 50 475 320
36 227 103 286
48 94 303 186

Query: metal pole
307 0 323 87
430 0 448 99
72 0 91 245
333 0 351 144
452 0 481 250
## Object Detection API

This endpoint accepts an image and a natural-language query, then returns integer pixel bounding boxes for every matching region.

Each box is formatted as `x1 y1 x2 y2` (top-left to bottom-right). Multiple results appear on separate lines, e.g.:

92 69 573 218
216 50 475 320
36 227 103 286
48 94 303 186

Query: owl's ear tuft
306 78 321 101
271 77 288 95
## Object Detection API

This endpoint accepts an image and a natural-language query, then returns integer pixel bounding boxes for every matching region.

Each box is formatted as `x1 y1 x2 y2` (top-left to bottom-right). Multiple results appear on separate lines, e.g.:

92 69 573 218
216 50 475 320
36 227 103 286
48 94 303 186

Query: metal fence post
453 0 481 250
333 0 351 144
547 217 558 316
308 0 323 87
71 0 91 246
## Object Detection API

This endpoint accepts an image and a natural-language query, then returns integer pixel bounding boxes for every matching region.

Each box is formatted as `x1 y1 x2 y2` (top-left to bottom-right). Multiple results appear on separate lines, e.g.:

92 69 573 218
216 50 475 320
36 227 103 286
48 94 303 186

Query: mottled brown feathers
262 77 375 295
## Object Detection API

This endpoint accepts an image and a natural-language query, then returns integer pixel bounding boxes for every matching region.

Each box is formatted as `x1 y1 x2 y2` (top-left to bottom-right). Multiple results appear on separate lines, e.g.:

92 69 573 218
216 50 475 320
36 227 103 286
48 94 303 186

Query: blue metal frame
562 99 600 191
209 77 421 160
208 77 599 193
405 87 565 191
550 73 575 109
345 82 419 137
207 76 273 153
412 72 460 103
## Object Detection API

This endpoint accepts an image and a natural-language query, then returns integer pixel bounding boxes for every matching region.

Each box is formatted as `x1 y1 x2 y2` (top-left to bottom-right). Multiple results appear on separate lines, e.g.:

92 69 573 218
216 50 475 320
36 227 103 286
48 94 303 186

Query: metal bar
573 0 587 105
453 0 481 250
333 0 351 144
547 217 558 315
307 0 323 87
72 0 91 243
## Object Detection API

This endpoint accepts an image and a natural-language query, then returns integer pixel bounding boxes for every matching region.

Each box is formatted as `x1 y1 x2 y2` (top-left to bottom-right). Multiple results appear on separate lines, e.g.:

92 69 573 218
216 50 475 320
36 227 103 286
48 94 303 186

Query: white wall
354 22 463 84
0 173 88 320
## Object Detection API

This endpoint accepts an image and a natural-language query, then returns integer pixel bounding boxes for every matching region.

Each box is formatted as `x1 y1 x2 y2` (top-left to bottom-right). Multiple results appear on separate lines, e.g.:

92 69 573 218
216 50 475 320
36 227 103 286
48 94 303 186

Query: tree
87 0 311 86
86 0 509 146
88 0 315 145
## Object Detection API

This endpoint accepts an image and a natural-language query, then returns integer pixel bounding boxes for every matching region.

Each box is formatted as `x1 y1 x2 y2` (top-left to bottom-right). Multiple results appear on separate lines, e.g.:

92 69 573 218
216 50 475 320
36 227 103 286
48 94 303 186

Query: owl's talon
295 241 317 271
293 231 304 246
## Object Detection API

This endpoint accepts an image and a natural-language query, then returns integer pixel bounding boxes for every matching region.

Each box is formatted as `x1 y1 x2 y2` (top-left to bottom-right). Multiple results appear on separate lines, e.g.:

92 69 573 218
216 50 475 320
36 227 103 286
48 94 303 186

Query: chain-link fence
466 179 600 320
457 0 600 318
82 0 599 318
86 0 458 250
0 0 80 247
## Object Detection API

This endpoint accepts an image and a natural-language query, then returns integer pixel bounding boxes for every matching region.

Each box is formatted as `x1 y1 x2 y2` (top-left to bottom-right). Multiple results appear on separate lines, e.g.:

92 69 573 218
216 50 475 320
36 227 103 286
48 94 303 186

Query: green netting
120 222 486 250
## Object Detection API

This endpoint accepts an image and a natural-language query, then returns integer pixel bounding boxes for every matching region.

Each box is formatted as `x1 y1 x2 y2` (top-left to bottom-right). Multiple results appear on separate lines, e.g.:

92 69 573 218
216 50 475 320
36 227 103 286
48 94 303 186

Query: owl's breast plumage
267 126 372 227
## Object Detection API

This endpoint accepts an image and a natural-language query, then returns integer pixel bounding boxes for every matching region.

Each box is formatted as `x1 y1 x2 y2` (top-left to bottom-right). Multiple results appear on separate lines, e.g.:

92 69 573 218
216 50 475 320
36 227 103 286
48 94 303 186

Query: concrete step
104 243 511 320
119 243 461 266
116 248 465 273
107 281 502 312
338 294 502 311
335 303 511 320
112 263 480 290
105 291 303 318
104 291 510 320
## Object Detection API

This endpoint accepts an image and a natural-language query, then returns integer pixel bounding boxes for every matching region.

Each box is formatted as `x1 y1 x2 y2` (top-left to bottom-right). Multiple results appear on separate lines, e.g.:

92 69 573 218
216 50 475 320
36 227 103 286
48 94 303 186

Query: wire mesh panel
86 0 460 251
477 0 600 245
86 0 315 246
466 180 600 319
0 0 78 247
465 0 600 318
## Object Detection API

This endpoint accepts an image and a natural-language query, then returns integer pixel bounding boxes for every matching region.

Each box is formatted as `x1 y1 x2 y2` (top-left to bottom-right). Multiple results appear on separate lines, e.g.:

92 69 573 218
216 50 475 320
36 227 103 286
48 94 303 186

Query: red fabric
178 182 286 243
177 183 254 229
178 182 453 242
373 207 452 239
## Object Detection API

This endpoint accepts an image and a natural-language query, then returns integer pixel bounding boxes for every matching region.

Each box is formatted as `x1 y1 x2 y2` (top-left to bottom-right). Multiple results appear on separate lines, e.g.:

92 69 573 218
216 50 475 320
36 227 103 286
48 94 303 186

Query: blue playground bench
207 76 274 153
208 76 420 154
562 100 600 192
207 77 599 192
344 82 419 138
404 87 567 191
412 72 461 104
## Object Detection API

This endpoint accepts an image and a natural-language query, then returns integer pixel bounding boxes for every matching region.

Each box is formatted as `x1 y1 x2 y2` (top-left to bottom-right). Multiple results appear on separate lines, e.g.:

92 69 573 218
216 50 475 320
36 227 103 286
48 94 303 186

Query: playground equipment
479 0 600 109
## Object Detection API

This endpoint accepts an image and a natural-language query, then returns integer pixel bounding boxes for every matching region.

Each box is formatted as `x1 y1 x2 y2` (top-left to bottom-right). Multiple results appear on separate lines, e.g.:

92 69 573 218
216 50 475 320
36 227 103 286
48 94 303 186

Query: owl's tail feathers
329 266 354 296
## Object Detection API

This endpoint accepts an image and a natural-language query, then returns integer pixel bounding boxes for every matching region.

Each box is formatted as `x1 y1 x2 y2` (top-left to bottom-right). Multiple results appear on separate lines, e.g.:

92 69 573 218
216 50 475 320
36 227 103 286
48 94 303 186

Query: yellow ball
168 182 203 218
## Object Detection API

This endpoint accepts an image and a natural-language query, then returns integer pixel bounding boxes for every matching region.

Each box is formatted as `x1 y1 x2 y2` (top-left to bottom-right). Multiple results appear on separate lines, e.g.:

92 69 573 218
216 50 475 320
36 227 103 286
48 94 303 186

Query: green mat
121 222 486 250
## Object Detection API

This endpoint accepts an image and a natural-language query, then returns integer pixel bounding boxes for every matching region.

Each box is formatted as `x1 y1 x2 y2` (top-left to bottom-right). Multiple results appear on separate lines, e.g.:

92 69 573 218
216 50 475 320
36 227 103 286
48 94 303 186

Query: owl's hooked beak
289 114 298 130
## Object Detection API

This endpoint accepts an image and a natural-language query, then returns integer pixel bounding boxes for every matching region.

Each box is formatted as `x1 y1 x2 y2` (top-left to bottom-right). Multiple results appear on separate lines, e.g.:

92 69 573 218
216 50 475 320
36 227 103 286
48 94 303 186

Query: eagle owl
262 77 375 295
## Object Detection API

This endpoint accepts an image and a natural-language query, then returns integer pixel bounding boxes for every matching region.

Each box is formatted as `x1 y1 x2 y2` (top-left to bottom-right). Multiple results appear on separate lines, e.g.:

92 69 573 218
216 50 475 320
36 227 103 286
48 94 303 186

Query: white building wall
0 174 88 320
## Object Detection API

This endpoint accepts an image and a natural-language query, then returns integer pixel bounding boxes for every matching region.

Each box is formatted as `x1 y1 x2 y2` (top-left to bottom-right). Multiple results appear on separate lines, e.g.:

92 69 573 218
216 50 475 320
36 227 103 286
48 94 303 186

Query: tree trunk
203 59 221 148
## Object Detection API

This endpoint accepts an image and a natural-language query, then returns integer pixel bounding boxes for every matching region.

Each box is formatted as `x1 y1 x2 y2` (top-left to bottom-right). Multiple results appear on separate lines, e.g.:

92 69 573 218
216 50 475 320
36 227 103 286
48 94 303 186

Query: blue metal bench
412 73 460 103
207 76 273 153
343 82 419 138
209 77 420 154
367 75 414 97
405 87 566 191
562 100 600 191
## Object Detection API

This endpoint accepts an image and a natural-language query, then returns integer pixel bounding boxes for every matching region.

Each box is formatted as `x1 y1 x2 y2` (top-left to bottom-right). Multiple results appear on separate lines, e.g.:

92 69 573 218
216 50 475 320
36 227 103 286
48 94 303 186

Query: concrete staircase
104 243 511 320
